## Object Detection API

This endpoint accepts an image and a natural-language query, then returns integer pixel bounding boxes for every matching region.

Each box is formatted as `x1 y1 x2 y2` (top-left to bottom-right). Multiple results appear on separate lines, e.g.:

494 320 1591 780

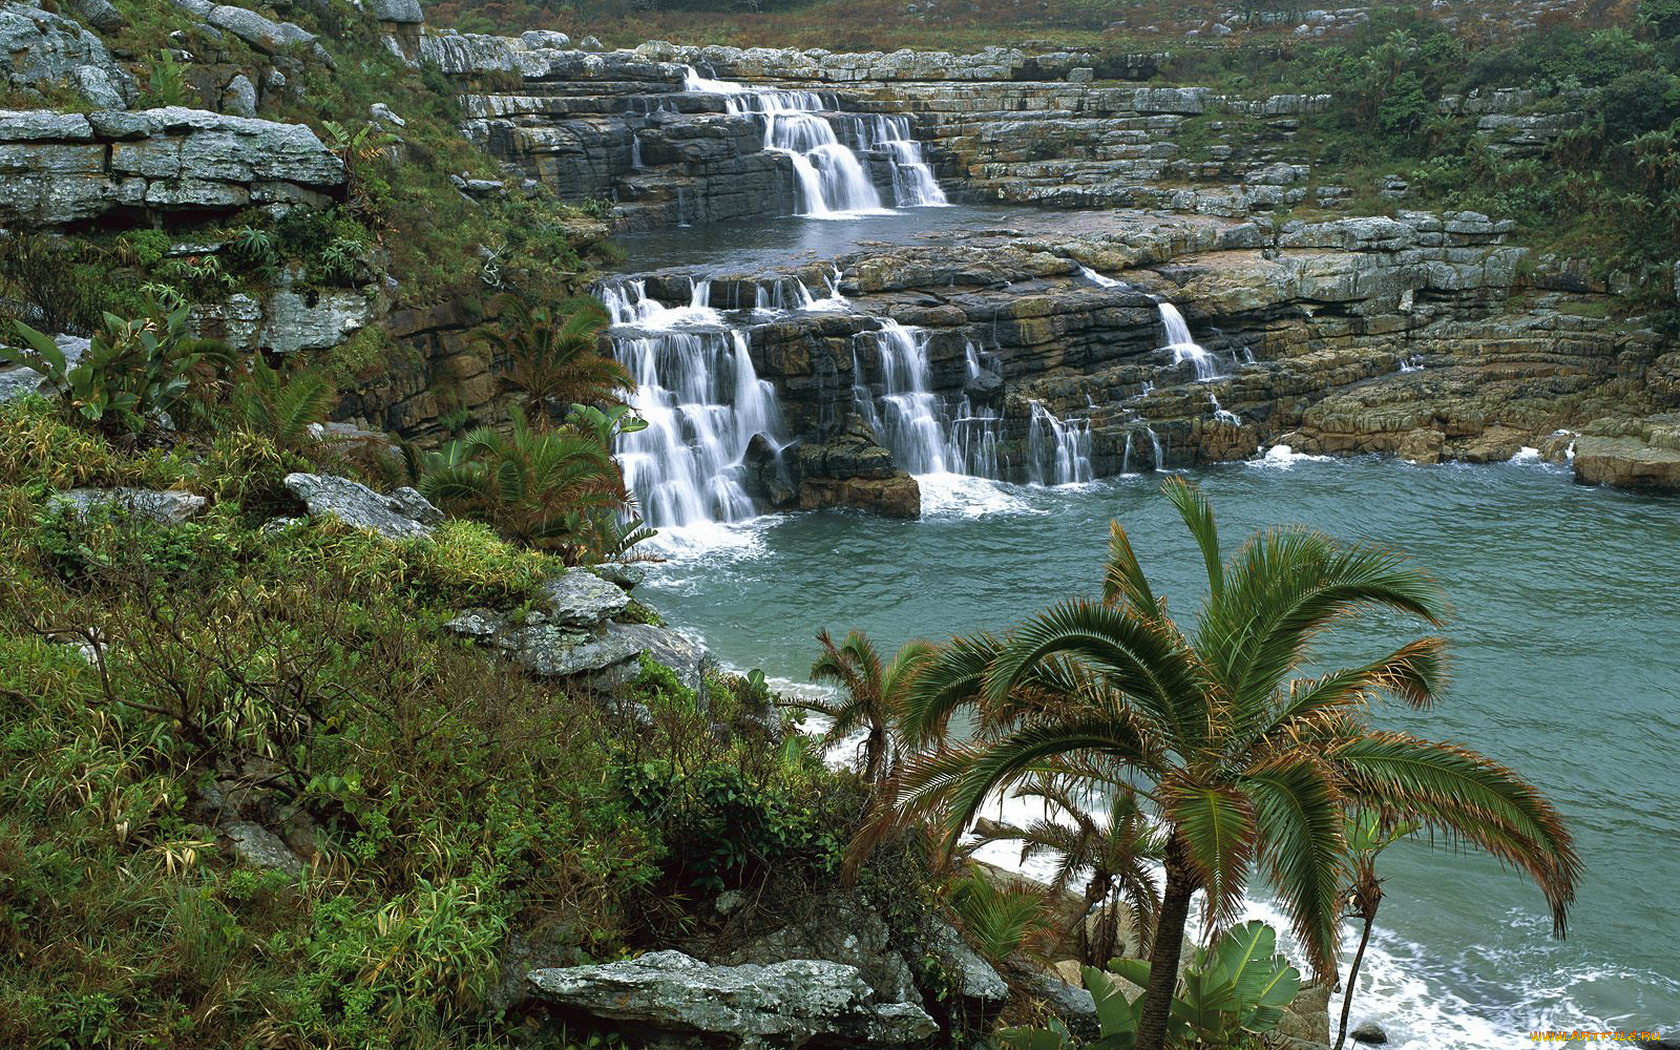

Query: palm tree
796 629 935 786
965 771 1165 967
893 478 1580 1050
1333 811 1417 1050
483 295 631 424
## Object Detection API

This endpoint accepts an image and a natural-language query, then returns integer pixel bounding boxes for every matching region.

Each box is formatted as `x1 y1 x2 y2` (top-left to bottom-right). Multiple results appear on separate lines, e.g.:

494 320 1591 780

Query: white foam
682 66 746 93
1509 446 1542 464
915 472 1037 519
1252 444 1334 469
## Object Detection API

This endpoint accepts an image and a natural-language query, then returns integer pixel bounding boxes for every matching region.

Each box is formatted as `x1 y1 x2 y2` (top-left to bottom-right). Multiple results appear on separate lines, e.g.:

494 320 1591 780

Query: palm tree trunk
1334 914 1376 1050
1135 863 1195 1050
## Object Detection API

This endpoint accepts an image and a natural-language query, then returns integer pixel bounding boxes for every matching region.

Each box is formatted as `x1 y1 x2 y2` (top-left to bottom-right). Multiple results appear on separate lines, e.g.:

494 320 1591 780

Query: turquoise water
639 455 1680 1046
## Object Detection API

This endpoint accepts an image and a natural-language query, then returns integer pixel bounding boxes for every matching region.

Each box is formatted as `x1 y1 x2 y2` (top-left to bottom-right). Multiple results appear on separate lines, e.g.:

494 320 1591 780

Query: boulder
67 0 125 31
526 950 937 1050
206 5 315 54
282 472 440 540
598 623 704 685
367 0 423 22
1572 434 1680 494
539 570 632 626
711 891 920 1004
1351 1020 1388 1044
52 487 207 525
1017 969 1097 1036
590 563 645 590
221 73 257 118
918 917 1009 1008
0 1 135 107
223 820 303 875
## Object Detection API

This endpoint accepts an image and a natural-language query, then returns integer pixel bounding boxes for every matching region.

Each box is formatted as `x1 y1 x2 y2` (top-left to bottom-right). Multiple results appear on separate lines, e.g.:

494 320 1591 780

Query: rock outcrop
0 107 345 226
283 472 441 539
0 1 135 108
526 950 938 1050
51 487 208 524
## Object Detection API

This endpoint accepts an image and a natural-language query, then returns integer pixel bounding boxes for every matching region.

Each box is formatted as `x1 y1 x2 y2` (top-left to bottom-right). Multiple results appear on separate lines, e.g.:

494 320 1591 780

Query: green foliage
2 302 232 435
617 757 844 894
948 871 1054 965
485 294 630 421
230 354 338 450
417 405 644 563
142 47 193 107
0 231 106 335
1106 921 1301 1047
119 229 174 270
996 922 1301 1050
1644 0 1680 39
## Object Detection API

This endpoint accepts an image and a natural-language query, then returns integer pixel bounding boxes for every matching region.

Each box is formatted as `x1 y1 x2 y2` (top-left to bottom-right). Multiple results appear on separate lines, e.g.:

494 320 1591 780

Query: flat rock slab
527 950 937 1050
283 472 439 540
540 570 631 626
1573 435 1680 493
52 487 207 524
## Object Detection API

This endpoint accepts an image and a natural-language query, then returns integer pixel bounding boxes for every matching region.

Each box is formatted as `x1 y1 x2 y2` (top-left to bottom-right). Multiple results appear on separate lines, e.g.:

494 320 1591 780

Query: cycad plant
230 354 337 450
893 478 1580 1050
416 405 630 561
483 295 631 424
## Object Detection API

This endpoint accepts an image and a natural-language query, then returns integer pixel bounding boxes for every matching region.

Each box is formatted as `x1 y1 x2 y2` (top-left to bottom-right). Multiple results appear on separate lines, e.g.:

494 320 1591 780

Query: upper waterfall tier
691 72 949 217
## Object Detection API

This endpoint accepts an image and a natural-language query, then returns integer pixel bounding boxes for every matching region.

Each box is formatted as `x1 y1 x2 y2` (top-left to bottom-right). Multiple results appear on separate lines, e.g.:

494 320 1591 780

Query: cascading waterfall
855 321 1092 485
863 320 951 474
1026 401 1093 485
683 67 946 214
1210 394 1241 426
1078 265 1124 289
1158 302 1223 382
850 114 949 208
598 278 788 533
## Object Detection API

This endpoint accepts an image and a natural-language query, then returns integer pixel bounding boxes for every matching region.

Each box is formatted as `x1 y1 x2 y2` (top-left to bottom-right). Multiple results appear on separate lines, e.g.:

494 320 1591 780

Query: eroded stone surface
283 472 439 539
526 950 937 1050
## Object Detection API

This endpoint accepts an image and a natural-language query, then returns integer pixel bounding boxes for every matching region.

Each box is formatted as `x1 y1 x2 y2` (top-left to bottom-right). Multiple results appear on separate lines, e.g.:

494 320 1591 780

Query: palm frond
1329 733 1579 935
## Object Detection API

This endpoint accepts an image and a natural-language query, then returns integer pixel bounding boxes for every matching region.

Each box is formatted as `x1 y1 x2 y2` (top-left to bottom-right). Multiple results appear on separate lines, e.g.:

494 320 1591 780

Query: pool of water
637 455 1680 1047
609 203 1087 275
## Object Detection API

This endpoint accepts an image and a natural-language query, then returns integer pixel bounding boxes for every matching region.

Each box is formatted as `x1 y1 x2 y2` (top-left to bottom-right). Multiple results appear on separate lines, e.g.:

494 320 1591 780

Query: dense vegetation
0 343 920 1047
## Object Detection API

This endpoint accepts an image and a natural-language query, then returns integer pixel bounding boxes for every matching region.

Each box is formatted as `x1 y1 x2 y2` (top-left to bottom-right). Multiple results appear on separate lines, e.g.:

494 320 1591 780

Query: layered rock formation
602 204 1674 509
0 106 344 226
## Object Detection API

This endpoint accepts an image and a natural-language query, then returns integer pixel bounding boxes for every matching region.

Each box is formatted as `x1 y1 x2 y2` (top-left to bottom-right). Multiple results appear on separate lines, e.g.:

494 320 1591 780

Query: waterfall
630 132 644 169
1158 302 1223 382
1026 401 1093 485
683 71 946 215
598 278 789 533
1078 265 1124 289
851 114 949 207
856 322 1090 485
864 320 951 473
1210 395 1241 426
682 65 745 93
